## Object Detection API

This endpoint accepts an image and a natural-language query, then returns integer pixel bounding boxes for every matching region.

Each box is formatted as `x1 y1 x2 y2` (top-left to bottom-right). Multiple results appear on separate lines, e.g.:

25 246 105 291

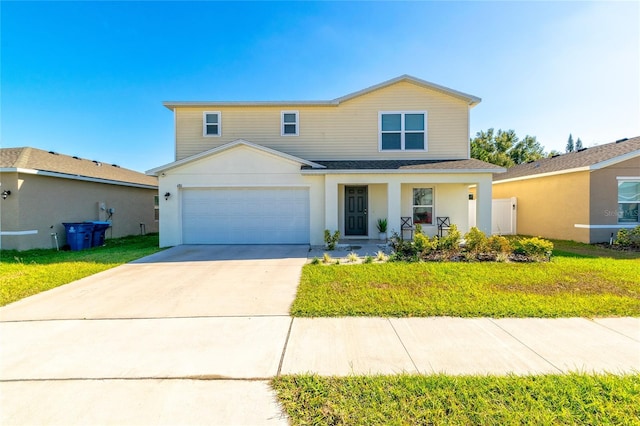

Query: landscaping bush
614 225 640 249
514 237 554 260
389 225 552 263
464 227 488 253
323 229 340 250
486 235 512 254
437 224 461 251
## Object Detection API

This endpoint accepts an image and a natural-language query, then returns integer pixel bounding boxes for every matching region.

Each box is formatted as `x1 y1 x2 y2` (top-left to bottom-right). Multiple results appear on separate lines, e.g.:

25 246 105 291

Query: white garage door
182 188 310 244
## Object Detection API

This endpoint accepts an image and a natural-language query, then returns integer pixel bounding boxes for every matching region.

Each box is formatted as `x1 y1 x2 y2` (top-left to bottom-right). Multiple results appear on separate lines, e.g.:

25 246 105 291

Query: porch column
324 176 339 233
476 177 492 235
387 181 402 236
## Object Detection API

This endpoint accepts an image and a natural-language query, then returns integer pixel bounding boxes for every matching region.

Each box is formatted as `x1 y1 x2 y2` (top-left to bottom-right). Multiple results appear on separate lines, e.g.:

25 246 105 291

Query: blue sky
2 1 638 173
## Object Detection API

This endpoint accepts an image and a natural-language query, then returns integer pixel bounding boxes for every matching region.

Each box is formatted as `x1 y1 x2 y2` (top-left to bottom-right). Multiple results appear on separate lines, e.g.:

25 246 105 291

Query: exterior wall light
1 190 11 200
164 192 171 200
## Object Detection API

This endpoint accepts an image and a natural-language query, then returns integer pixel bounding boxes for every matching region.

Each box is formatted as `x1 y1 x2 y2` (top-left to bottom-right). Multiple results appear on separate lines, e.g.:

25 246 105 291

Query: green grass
0 234 163 306
272 373 640 425
292 255 640 318
551 239 640 259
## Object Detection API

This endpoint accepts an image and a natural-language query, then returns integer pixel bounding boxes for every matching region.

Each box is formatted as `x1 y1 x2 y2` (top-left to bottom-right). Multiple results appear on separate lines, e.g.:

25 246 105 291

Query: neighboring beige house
492 136 640 243
148 75 504 247
0 147 158 250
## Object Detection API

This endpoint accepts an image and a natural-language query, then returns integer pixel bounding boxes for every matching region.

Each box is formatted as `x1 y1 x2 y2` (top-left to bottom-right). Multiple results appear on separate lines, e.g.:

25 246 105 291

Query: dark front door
345 186 368 236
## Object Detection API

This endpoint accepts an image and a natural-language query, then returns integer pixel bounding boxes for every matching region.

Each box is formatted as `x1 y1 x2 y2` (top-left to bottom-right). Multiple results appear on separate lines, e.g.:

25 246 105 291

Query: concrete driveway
1 245 308 425
0 244 309 320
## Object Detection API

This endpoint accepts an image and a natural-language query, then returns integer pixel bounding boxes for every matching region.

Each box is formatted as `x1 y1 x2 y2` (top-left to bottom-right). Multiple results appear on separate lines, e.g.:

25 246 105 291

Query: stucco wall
493 171 591 242
0 173 158 251
589 156 640 242
174 81 470 162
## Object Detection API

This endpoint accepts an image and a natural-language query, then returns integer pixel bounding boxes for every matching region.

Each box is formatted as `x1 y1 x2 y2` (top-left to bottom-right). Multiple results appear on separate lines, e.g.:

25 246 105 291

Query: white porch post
476 176 492 235
387 181 402 236
324 176 339 233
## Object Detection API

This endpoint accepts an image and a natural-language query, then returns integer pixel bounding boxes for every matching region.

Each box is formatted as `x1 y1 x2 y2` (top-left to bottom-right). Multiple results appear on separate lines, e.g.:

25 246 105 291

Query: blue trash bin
87 221 111 247
63 223 94 251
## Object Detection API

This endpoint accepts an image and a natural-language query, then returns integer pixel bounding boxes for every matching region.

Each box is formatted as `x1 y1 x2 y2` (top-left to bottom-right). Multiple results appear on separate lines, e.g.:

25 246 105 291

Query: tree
575 138 583 150
470 129 545 168
566 134 574 152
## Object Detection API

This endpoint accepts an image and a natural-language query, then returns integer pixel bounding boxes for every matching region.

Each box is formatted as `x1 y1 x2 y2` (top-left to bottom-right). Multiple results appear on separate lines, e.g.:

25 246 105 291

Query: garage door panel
182 188 309 244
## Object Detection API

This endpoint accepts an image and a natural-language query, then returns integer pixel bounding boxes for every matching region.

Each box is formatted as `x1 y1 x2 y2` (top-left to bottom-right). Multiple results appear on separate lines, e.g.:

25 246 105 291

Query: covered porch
319 173 494 240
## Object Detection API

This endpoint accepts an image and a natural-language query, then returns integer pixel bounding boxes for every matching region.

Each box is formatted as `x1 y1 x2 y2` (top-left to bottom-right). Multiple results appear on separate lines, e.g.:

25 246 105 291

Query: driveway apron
1 245 308 425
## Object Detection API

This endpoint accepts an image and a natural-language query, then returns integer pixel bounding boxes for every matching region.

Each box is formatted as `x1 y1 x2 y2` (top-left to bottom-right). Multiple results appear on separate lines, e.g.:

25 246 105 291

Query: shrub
310 257 320 265
322 253 333 264
486 235 512 254
364 255 373 264
413 233 437 256
464 227 488 253
376 251 387 262
437 224 461 251
389 232 419 262
324 229 340 250
614 226 640 249
515 237 554 259
347 252 360 263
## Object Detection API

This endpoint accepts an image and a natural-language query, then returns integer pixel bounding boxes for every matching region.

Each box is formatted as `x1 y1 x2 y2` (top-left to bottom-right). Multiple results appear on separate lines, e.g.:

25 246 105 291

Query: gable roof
0 147 158 188
146 139 326 175
494 136 640 183
163 75 481 110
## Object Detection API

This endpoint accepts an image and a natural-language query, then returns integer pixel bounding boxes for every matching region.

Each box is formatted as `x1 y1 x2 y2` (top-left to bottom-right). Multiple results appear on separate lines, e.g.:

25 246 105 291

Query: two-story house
147 75 503 247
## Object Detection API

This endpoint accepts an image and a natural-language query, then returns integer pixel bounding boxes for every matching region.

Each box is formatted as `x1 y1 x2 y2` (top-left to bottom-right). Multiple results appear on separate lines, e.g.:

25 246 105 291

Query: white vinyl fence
468 197 517 235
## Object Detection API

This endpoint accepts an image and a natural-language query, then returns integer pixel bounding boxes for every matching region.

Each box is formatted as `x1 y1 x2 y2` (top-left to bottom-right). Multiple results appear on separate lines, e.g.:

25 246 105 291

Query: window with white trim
203 111 221 137
380 111 427 150
618 180 639 223
413 188 433 225
281 111 298 136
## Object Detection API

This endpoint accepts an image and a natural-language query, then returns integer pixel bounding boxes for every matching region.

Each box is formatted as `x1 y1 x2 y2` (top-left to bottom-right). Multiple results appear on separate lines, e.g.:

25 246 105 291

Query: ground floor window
154 195 160 221
413 188 433 224
618 180 639 223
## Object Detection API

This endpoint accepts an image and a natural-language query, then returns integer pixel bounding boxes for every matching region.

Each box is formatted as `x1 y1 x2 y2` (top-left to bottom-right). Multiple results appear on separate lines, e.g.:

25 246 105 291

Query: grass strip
273 373 640 425
0 234 162 306
292 257 640 318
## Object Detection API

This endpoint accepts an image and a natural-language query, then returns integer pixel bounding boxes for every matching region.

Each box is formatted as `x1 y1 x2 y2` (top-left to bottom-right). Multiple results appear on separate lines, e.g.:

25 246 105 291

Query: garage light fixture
1 190 10 200
164 192 171 200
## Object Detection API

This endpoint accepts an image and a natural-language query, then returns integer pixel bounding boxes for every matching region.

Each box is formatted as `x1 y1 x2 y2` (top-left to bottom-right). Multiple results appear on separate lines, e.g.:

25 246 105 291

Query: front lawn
273 373 640 425
0 234 163 306
292 252 640 318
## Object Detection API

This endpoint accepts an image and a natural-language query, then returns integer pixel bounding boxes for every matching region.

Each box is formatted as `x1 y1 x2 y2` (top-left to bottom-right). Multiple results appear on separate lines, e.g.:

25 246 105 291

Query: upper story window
203 111 221 137
282 111 299 136
618 180 640 223
379 111 427 151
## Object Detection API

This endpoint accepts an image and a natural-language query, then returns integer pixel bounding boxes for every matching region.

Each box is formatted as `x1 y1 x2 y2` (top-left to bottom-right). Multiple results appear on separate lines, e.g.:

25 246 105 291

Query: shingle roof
493 136 640 182
0 147 158 187
302 158 503 171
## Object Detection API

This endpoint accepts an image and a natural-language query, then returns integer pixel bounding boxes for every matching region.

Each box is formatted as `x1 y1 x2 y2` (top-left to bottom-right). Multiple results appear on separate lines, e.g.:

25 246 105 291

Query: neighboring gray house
1 147 158 250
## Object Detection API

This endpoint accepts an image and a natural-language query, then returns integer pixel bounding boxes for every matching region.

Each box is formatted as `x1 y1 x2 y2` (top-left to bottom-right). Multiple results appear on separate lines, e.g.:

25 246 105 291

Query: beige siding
493 172 591 243
175 81 470 161
0 173 158 251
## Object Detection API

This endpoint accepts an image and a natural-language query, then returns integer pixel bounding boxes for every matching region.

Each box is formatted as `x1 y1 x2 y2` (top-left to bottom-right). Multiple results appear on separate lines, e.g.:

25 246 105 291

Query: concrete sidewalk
2 315 639 425
282 316 640 376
